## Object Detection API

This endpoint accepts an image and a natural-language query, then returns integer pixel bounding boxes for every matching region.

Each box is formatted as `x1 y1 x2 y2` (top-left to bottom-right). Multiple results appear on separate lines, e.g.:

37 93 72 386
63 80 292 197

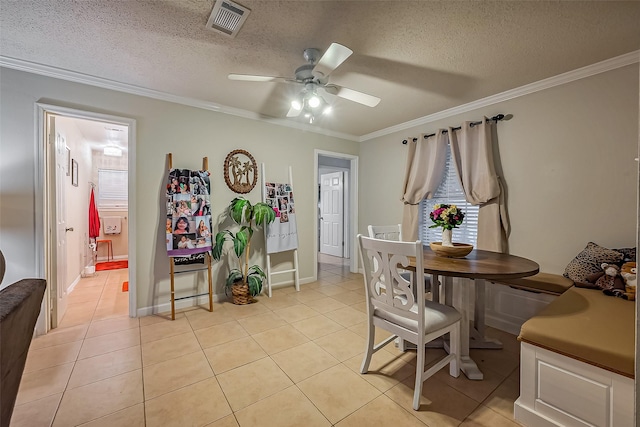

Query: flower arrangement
429 204 465 230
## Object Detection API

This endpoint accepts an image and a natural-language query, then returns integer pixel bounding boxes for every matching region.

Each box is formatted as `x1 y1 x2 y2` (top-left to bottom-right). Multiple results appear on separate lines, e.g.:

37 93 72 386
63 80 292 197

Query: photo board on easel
264 181 298 254
262 164 300 297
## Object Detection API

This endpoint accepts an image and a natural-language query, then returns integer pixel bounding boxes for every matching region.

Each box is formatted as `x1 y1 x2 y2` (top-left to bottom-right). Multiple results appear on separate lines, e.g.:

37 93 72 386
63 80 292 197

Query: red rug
122 281 129 292
95 260 128 271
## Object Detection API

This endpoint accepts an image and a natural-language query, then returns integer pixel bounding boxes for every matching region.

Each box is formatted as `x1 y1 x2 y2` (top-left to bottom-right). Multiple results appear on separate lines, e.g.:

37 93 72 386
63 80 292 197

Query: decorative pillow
613 247 636 263
563 242 624 283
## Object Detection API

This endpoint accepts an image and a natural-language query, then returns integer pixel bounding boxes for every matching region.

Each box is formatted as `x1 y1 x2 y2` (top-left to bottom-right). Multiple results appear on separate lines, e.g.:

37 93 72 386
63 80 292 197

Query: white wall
0 67 358 310
55 116 92 287
92 149 129 260
359 64 639 274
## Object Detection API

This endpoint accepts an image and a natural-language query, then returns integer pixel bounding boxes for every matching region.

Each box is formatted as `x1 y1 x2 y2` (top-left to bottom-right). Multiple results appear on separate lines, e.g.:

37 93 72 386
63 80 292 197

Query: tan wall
96 211 128 261
0 67 358 310
359 64 639 274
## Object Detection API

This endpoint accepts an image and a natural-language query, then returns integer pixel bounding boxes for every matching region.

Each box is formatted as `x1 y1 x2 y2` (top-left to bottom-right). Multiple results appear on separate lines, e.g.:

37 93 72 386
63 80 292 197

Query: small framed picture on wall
72 159 78 187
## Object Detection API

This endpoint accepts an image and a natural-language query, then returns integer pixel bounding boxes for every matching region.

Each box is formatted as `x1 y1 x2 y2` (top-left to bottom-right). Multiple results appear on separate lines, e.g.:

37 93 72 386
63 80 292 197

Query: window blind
98 169 128 208
418 146 478 245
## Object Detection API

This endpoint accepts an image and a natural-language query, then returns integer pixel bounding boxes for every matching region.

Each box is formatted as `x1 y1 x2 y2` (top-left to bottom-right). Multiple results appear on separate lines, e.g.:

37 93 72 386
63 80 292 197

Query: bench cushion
518 286 635 378
497 272 573 295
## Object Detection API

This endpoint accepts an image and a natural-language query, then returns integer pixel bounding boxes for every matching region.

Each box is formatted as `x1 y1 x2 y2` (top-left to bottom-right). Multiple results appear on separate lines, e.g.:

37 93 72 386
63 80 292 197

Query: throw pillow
563 242 624 283
613 247 636 263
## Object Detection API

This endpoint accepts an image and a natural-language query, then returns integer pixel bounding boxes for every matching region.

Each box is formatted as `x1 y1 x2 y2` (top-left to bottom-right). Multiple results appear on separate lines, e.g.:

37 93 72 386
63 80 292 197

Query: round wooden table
417 247 539 280
408 247 539 380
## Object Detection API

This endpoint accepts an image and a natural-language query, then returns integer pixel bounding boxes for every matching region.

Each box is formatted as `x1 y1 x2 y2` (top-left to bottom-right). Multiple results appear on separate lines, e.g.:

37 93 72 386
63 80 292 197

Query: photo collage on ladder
166 169 212 264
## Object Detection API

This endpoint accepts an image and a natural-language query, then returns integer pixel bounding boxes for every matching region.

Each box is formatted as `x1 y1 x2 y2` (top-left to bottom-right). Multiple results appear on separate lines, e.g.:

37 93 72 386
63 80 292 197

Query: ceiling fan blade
228 74 290 83
312 43 353 79
325 85 380 107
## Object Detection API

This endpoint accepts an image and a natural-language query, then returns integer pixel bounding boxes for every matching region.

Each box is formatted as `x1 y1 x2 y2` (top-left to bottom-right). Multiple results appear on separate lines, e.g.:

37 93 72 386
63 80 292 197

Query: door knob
65 227 74 232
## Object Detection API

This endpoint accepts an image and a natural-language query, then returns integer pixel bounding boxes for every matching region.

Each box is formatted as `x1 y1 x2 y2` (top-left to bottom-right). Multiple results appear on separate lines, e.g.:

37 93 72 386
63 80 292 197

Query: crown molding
2 51 637 144
360 50 640 142
0 56 358 142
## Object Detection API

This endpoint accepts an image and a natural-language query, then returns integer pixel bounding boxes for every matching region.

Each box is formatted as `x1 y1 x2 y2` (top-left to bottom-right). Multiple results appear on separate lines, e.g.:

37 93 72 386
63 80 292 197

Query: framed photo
71 159 78 187
65 145 71 176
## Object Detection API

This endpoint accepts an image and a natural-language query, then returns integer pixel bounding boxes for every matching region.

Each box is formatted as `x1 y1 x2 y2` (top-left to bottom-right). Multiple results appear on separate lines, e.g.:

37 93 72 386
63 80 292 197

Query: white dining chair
357 234 461 410
367 224 438 301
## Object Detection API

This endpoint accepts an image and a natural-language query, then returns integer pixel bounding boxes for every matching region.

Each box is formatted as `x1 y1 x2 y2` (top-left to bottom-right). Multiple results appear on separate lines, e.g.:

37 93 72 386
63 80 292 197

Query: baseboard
67 274 82 294
514 398 562 427
136 276 317 317
485 314 522 336
269 276 315 289
137 292 227 317
96 255 128 262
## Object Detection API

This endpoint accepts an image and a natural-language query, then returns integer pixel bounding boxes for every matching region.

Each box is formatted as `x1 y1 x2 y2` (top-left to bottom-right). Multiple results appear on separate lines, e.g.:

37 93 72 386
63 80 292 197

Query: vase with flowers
429 204 465 247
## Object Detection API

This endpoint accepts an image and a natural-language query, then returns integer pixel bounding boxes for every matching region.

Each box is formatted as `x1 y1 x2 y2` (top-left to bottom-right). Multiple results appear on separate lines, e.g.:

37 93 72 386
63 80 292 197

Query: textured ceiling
1 1 639 138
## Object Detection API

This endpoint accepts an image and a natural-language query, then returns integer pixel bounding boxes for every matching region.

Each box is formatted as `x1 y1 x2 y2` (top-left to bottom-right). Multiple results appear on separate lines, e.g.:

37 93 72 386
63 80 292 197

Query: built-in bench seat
496 272 574 296
514 286 635 427
485 272 573 335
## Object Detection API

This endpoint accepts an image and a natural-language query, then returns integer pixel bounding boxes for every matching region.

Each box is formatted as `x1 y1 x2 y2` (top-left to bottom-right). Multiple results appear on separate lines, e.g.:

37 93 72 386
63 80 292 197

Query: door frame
313 150 358 279
51 115 68 327
34 103 137 335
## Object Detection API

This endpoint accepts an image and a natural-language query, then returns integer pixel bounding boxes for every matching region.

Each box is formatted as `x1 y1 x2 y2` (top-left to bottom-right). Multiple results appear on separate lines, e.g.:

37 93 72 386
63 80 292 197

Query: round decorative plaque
223 149 258 194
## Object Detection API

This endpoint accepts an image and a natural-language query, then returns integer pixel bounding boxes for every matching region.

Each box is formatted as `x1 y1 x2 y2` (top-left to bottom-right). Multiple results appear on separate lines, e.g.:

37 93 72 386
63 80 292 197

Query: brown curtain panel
448 120 510 252
400 132 448 241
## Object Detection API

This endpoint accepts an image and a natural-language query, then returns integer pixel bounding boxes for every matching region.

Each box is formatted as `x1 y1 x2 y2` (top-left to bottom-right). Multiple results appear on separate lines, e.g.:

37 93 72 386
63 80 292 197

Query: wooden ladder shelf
167 153 214 320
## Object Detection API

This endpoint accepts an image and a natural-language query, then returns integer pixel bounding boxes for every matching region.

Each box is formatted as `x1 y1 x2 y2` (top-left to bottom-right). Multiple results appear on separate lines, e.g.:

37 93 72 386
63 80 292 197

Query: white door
50 114 69 327
320 171 344 257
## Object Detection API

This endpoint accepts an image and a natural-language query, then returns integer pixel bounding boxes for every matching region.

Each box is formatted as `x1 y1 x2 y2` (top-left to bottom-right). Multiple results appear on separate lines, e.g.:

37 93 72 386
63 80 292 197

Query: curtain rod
401 114 506 145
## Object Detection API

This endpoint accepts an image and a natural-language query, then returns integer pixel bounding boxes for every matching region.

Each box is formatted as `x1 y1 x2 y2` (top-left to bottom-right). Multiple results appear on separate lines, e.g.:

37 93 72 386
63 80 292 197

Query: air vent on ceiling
206 0 250 38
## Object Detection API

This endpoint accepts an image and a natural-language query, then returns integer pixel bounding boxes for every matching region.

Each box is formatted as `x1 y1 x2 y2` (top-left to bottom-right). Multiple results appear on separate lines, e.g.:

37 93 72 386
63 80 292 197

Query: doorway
35 104 137 335
314 150 358 279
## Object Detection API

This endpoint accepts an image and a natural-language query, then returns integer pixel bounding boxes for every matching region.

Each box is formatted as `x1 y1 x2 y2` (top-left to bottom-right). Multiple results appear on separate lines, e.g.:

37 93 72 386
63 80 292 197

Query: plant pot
231 281 256 305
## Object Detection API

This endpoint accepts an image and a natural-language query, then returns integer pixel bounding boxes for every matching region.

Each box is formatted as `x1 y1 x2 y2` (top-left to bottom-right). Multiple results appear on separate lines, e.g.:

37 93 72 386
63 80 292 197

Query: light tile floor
11 255 523 426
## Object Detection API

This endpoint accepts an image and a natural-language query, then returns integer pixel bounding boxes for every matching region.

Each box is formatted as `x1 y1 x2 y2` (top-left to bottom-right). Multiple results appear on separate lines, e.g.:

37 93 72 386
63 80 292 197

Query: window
418 145 478 245
98 169 128 209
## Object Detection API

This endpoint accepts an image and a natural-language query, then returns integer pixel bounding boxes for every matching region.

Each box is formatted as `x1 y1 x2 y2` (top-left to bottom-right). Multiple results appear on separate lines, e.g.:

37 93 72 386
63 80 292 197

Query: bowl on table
429 242 474 258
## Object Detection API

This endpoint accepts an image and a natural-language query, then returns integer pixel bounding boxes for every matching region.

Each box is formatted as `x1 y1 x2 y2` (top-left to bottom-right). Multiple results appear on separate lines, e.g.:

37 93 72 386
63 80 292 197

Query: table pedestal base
460 356 483 380
469 332 503 349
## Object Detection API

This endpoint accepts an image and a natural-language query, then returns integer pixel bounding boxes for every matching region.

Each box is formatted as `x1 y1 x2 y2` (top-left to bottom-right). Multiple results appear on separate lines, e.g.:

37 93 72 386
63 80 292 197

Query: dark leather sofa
0 279 46 427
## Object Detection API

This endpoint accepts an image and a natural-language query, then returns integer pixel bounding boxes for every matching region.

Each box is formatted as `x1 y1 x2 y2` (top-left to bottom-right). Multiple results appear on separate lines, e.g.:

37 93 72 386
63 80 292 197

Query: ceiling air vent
206 0 250 38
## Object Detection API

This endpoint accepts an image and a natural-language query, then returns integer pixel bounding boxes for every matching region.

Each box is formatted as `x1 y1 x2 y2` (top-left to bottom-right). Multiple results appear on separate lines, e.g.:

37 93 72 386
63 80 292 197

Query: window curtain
400 132 448 240
448 120 509 252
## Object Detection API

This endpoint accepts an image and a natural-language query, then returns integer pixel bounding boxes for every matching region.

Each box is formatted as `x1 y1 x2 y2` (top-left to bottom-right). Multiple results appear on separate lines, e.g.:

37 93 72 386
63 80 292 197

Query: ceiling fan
228 43 380 122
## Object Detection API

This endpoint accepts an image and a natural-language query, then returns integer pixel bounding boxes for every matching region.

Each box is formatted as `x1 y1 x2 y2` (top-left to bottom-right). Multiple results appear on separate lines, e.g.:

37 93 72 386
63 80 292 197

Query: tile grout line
51 270 108 426
55 268 136 426
30 261 522 426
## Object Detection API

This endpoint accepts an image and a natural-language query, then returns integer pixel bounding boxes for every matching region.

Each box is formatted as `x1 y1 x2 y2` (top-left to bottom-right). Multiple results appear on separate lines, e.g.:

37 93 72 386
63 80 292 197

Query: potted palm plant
212 197 276 304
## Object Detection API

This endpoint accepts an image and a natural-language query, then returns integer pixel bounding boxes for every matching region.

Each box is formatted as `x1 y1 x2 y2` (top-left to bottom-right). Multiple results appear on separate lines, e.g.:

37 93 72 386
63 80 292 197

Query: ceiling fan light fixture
291 98 302 110
308 94 321 108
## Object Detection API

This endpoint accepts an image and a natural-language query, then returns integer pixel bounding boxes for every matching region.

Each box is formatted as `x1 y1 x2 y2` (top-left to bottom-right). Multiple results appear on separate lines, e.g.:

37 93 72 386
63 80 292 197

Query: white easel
261 164 300 297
